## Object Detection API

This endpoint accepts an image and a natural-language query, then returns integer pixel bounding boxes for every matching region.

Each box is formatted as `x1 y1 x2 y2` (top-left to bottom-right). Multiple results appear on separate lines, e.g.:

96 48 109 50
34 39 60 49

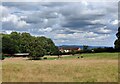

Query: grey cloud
3 2 41 11
1 2 118 46
2 21 29 31
62 19 106 29
2 2 65 11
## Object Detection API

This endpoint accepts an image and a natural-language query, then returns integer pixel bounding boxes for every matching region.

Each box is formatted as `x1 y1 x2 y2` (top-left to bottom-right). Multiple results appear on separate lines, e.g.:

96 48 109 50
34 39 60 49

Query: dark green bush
43 57 47 59
29 56 42 60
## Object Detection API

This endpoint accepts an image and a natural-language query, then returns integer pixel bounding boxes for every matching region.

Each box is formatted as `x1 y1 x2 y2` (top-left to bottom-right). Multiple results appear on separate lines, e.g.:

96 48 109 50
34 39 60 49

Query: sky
1 0 119 47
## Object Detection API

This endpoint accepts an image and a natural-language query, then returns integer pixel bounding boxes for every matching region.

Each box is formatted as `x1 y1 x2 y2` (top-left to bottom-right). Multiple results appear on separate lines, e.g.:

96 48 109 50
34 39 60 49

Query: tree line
1 26 120 60
1 32 59 59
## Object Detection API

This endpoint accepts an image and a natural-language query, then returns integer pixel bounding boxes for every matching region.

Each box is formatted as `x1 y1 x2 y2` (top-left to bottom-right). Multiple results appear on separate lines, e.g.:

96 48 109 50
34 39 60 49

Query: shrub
29 56 42 60
43 57 47 59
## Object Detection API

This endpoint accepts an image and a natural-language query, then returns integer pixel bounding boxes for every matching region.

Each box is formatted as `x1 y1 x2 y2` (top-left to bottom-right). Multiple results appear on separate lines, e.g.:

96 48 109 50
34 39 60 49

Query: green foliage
20 32 32 53
114 27 120 51
93 47 115 53
27 38 45 59
75 47 115 54
71 50 75 55
2 34 19 54
83 45 89 51
2 32 59 59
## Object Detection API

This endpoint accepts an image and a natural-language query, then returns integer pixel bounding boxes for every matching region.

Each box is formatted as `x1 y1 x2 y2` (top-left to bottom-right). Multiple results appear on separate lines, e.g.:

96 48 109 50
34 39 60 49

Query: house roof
59 47 80 50
14 53 29 55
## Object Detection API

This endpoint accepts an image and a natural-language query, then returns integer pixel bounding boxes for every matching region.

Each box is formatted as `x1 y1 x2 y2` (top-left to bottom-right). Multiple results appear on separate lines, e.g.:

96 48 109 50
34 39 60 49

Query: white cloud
1 2 118 46
1 30 13 34
111 20 118 26
38 27 52 32
0 5 9 17
98 27 112 33
2 14 30 29
2 0 119 2
97 34 110 40
85 32 98 37
81 0 88 6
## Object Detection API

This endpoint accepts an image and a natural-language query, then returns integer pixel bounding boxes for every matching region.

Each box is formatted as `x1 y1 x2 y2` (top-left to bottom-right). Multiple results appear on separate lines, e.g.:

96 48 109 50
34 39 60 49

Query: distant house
59 47 81 53
13 53 29 57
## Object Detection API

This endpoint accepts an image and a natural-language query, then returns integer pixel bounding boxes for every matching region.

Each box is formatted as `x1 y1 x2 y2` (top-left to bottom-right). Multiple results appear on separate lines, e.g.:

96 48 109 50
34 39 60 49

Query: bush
43 57 47 59
93 47 116 53
29 56 42 60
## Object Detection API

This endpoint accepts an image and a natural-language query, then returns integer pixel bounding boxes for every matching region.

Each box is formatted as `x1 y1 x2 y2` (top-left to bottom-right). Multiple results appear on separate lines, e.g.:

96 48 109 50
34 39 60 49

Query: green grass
44 52 118 60
81 53 118 59
2 52 118 82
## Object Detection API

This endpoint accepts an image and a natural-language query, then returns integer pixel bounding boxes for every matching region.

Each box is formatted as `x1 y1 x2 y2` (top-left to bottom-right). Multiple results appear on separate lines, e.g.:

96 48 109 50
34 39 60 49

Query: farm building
59 47 81 53
13 53 29 57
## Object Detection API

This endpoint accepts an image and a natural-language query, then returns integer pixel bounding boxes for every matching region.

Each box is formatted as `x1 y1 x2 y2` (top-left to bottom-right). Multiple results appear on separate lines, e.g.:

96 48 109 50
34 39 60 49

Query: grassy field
2 52 118 82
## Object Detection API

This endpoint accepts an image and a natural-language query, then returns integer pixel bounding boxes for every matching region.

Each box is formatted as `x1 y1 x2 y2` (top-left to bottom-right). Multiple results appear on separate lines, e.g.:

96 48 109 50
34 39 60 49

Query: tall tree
83 45 89 51
10 32 21 52
2 34 18 54
2 32 59 59
28 38 45 60
20 32 32 53
114 27 120 51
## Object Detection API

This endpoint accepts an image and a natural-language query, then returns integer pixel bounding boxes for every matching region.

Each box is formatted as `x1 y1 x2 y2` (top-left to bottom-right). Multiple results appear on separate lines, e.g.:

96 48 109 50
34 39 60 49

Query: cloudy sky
1 1 119 46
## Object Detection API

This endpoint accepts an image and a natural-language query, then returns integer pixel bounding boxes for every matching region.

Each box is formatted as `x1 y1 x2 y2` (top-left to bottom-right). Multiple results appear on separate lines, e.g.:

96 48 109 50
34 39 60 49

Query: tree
2 34 18 54
10 32 21 53
83 45 89 51
2 32 59 59
71 50 75 55
20 32 32 53
28 39 45 60
114 27 120 51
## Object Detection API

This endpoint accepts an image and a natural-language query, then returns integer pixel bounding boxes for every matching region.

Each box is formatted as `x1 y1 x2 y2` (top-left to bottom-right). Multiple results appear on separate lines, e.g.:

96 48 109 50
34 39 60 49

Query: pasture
2 53 118 82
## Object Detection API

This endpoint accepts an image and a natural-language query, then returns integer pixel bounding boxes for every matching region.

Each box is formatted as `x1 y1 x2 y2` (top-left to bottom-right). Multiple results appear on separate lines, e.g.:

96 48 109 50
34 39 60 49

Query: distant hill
57 45 111 50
